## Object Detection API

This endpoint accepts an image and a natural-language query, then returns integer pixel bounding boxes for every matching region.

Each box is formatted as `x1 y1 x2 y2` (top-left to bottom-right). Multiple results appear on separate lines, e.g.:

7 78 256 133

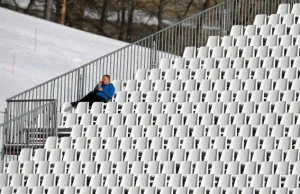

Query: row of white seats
207 34 300 49
59 111 300 128
59 91 300 116
63 89 300 114
116 76 300 93
140 57 300 73
66 101 300 117
114 79 300 92
125 66 300 84
68 124 300 139
189 45 300 60
44 136 300 151
110 83 300 103
19 148 300 162
230 23 299 39
4 160 300 175
229 24 300 38
109 89 300 103
1 172 300 188
274 3 299 16
133 68 300 85
254 13 299 26
0 186 298 194
160 50 300 70
179 46 300 67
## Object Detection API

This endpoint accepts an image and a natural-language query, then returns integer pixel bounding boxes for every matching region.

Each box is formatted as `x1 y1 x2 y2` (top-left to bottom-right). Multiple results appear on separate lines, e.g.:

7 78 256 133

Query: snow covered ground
0 7 127 123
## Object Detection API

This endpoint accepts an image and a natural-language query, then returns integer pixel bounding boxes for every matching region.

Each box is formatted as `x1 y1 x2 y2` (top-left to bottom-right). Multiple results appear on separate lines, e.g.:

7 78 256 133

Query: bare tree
99 0 108 33
126 0 136 42
60 0 67 24
144 0 173 32
79 0 86 18
25 0 36 14
179 0 194 20
118 0 126 40
12 0 21 11
156 0 165 31
45 0 54 20
54 0 61 23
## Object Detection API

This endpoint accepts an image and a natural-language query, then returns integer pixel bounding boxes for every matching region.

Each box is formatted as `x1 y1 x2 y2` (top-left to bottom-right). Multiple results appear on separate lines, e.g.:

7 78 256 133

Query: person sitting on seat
71 75 115 108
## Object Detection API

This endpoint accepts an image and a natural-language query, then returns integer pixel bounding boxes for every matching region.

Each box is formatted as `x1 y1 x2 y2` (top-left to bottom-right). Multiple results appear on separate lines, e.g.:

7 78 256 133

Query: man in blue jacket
71 75 115 108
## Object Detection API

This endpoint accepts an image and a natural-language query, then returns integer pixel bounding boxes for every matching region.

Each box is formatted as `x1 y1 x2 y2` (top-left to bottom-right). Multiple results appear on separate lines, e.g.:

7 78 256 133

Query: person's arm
93 85 99 92
101 85 115 99
93 81 104 92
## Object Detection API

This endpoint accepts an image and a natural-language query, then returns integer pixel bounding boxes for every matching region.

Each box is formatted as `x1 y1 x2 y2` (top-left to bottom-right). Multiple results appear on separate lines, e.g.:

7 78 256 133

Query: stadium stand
2 2 300 194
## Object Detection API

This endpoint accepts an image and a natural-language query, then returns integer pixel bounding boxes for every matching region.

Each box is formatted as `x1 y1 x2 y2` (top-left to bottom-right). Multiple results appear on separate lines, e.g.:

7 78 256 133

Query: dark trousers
74 92 106 106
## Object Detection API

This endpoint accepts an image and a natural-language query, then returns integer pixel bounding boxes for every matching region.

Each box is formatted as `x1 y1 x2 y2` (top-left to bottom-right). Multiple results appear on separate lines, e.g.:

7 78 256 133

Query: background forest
0 0 224 42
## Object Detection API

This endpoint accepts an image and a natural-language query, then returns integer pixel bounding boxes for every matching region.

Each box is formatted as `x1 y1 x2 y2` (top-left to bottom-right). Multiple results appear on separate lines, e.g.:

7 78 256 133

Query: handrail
0 100 57 127
0 100 57 161
7 99 56 102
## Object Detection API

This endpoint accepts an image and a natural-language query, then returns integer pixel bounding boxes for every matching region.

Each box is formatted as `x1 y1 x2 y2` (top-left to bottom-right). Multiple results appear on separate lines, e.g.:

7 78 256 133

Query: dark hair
103 75 110 80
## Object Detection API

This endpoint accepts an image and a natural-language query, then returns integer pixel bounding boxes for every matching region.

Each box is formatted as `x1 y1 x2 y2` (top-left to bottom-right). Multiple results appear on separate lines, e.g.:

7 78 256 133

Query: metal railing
6 99 57 120
4 0 300 119
0 100 57 162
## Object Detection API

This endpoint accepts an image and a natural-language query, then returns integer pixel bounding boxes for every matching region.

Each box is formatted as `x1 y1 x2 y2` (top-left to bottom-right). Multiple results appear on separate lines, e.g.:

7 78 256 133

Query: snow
0 7 127 121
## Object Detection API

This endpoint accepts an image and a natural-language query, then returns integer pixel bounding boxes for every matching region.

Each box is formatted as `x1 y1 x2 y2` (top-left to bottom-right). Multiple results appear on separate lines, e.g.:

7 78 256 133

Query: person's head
102 75 111 85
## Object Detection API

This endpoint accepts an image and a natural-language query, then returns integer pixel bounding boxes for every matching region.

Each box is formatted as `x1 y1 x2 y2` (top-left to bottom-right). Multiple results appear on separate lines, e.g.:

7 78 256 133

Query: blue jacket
93 83 115 102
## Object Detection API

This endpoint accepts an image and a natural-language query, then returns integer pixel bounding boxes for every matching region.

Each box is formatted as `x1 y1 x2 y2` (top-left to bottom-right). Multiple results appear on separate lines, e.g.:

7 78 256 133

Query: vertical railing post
77 70 81 100
4 108 8 124
77 68 85 100
81 68 85 99
53 101 58 137
150 35 157 69
6 102 11 124
0 124 3 160
153 40 157 69
222 0 229 36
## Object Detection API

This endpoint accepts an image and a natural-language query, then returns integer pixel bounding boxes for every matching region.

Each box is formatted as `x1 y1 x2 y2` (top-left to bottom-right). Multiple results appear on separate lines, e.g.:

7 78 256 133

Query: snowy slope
0 7 127 122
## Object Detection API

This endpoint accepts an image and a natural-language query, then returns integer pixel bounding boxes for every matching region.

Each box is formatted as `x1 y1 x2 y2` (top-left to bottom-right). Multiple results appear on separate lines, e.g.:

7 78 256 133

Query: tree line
0 0 222 42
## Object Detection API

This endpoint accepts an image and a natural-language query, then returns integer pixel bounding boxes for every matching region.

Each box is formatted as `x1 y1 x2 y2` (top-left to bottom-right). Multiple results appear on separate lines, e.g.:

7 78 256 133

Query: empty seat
197 47 210 58
268 14 281 26
207 36 220 48
221 36 234 47
259 25 272 36
159 58 172 69
274 24 286 36
254 14 267 26
290 24 300 36
282 14 295 26
230 25 244 37
292 3 300 15
59 113 77 128
244 25 257 36
183 47 196 59
277 3 290 16
135 69 147 81
211 47 224 58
